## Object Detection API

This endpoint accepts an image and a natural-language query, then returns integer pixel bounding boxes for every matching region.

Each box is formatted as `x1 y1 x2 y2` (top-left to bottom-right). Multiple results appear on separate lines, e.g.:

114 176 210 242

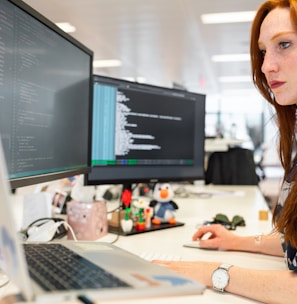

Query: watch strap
219 263 233 271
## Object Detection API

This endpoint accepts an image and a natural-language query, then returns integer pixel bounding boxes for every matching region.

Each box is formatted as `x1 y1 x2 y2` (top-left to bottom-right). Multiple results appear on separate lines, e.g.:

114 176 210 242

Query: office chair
205 147 259 185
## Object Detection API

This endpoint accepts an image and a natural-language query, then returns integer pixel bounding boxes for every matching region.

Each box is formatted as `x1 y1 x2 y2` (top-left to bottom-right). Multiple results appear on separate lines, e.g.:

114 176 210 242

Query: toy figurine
132 197 150 231
149 183 178 225
120 207 133 233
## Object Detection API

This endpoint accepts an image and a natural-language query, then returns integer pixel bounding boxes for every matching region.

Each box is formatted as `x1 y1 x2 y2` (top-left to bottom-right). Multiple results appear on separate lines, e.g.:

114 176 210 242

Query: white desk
2 184 286 304
96 185 285 304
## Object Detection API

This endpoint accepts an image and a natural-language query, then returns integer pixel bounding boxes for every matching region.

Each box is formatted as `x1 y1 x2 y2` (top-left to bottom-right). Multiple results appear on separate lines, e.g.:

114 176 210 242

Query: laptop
0 141 205 302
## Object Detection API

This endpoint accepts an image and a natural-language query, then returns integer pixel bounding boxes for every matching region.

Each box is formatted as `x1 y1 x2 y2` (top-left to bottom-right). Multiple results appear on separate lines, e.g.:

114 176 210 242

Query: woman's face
259 7 297 105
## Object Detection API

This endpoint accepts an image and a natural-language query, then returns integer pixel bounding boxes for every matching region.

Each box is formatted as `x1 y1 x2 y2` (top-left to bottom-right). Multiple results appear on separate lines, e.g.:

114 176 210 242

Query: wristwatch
211 263 233 292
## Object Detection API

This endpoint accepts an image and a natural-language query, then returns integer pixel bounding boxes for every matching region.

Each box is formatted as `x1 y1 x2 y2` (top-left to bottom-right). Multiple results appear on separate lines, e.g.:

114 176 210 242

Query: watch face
212 268 229 290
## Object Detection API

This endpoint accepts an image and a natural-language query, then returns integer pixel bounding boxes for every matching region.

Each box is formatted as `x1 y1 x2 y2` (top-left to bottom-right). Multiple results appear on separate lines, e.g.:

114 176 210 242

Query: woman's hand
151 260 219 287
192 224 239 250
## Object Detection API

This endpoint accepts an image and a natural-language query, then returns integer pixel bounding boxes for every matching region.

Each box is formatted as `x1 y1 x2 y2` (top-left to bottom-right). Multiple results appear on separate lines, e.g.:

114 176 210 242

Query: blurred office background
23 0 282 205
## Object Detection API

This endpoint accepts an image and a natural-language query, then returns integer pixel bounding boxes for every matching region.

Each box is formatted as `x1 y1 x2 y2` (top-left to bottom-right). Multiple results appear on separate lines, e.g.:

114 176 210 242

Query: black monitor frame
1 0 93 189
85 75 206 188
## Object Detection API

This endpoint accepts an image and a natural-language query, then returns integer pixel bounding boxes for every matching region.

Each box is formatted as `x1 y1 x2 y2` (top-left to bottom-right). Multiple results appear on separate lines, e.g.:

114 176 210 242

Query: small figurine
120 187 133 233
120 207 133 233
149 183 178 225
132 197 150 231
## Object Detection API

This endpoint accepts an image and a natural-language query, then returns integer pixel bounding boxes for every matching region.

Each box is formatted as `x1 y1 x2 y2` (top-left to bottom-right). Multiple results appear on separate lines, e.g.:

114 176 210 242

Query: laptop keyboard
23 243 131 291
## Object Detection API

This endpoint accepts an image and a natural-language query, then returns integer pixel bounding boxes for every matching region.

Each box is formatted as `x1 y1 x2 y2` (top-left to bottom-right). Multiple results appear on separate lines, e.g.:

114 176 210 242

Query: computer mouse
183 232 214 250
183 241 216 250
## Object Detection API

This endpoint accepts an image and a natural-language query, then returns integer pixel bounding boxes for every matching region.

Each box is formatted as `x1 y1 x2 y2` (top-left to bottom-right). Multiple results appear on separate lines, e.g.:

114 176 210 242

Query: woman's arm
152 224 289 302
193 224 283 256
230 232 283 256
152 260 296 304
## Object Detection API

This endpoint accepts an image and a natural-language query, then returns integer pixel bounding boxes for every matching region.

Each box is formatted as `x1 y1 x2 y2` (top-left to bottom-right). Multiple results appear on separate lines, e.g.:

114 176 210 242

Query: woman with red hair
154 1 297 303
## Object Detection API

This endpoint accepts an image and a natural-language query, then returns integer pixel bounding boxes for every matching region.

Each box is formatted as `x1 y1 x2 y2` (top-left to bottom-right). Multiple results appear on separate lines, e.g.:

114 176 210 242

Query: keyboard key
139 251 182 261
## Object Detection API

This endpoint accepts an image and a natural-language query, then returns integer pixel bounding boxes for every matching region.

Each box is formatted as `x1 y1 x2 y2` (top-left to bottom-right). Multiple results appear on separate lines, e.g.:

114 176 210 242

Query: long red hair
250 0 297 248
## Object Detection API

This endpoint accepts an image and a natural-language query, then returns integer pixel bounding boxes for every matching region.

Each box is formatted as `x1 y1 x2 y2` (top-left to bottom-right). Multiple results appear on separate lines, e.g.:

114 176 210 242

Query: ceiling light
219 75 252 83
201 11 256 24
93 60 122 68
212 53 250 62
55 22 76 33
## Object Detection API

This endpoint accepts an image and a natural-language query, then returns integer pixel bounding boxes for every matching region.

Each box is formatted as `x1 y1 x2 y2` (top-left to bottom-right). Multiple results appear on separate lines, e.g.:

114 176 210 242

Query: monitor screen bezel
85 75 206 186
5 0 94 189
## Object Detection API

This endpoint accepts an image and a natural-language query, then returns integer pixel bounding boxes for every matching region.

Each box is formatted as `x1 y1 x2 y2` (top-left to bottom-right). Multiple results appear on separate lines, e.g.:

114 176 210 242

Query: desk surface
2 184 285 304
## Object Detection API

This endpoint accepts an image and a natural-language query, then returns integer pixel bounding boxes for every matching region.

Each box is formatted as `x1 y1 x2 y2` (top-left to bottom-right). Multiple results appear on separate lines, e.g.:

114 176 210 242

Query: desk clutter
19 179 189 241
108 182 184 236
67 200 108 240
20 176 109 242
20 199 108 242
19 175 271 242
108 209 184 236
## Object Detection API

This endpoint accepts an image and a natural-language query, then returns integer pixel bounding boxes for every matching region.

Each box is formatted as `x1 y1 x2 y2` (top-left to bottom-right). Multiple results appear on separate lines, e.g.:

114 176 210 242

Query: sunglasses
204 213 246 230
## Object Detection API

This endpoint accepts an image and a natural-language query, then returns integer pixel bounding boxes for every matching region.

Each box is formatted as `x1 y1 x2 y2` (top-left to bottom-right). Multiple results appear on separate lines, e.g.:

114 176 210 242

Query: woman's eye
279 41 291 49
259 49 266 57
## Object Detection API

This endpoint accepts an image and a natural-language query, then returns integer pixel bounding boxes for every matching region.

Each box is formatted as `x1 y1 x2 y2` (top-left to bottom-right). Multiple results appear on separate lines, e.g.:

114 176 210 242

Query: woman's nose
261 51 279 74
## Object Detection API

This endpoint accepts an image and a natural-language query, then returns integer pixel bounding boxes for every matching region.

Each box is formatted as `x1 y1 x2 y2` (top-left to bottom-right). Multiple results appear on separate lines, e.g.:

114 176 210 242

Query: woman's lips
269 80 285 89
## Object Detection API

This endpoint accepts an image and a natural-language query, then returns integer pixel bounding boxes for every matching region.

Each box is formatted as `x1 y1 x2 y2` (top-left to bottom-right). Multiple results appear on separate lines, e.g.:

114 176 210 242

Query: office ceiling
23 0 265 99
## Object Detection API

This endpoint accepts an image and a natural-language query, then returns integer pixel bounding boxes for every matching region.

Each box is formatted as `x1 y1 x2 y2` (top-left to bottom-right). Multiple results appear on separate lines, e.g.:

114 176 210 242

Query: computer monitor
0 0 93 189
86 75 206 190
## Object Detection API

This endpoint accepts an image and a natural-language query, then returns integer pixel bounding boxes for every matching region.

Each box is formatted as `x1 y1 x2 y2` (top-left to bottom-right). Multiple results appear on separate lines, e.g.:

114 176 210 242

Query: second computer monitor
86 75 206 187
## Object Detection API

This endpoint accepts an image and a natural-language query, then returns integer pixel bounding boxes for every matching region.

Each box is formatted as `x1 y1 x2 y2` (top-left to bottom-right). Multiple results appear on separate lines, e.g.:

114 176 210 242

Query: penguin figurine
149 183 178 225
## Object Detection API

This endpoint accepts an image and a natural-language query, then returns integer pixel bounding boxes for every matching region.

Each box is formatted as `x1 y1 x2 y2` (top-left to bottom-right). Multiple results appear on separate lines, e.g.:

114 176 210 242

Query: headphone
20 217 68 242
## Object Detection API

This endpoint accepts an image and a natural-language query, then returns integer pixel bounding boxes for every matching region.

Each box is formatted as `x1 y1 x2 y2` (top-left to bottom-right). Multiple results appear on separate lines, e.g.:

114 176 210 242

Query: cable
63 222 77 241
